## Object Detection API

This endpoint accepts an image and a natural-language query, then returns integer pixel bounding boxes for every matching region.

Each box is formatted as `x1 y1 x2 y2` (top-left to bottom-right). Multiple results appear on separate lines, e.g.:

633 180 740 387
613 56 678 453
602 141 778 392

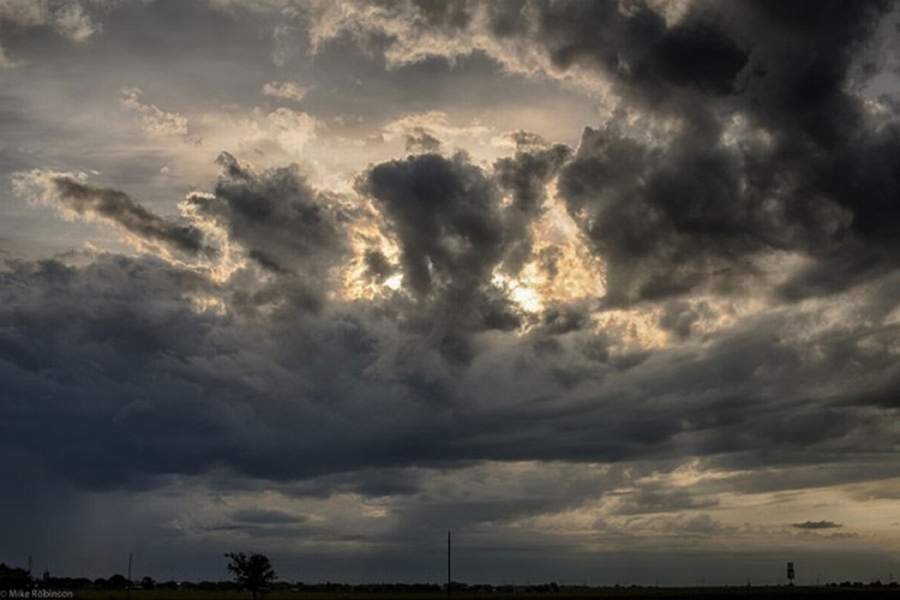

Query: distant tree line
829 581 900 588
4 559 899 592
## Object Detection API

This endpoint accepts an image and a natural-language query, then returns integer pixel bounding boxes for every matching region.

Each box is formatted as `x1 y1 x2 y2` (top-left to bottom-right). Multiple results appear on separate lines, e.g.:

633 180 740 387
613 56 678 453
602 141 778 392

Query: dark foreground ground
51 588 900 600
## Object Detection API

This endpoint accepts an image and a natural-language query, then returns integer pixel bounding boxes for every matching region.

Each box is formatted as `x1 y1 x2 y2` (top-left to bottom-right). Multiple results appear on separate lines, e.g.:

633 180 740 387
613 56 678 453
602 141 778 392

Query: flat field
63 588 900 600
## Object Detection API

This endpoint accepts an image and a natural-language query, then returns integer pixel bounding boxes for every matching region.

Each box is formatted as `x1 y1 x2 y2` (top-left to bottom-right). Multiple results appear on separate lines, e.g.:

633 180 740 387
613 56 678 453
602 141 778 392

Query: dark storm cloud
10 0 900 476
3 237 900 585
358 152 526 352
48 176 208 256
485 0 890 130
557 113 830 304
345 0 899 304
493 141 570 274
357 146 573 343
657 300 712 340
4 0 900 583
360 152 504 298
0 254 224 488
0 250 462 488
3 248 898 494
542 0 899 303
493 0 748 99
186 152 349 276
180 153 354 313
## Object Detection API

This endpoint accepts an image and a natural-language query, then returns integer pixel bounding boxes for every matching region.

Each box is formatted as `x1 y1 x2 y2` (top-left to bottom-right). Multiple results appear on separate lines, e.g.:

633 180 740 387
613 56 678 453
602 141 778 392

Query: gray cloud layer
2 0 900 585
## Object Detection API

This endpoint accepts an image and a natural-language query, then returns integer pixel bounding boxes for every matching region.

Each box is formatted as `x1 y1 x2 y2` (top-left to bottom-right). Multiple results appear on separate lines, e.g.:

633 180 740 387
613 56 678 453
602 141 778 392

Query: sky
2 0 900 587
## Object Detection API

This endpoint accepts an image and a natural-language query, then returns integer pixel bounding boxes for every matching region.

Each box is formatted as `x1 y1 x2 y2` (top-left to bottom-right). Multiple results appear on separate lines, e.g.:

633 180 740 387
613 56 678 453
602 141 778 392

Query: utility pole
27 555 32 575
128 552 134 600
447 531 452 600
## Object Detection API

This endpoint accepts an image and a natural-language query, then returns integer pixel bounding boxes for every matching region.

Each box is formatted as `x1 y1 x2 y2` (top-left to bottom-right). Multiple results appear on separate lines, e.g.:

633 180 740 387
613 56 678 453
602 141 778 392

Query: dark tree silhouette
107 574 129 589
225 552 276 600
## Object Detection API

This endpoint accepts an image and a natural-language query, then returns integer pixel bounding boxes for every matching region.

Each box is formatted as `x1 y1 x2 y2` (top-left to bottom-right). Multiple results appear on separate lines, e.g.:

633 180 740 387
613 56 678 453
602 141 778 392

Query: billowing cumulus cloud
361 153 505 298
187 152 349 276
300 0 900 296
493 140 571 274
2 0 900 585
